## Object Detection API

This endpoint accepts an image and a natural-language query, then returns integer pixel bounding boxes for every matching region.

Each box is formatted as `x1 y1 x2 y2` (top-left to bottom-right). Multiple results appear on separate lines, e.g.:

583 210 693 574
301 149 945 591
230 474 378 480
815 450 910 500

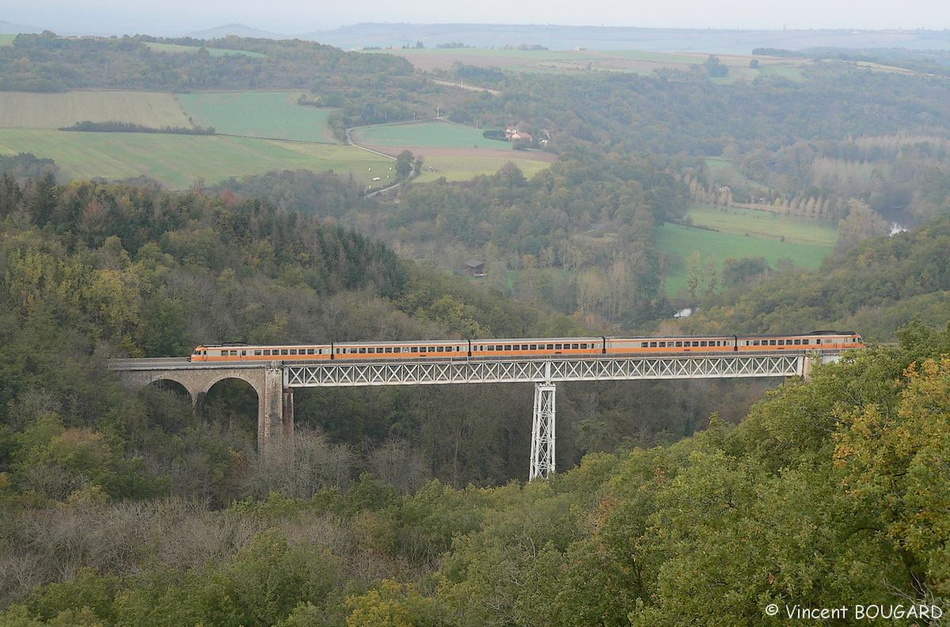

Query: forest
0 30 949 625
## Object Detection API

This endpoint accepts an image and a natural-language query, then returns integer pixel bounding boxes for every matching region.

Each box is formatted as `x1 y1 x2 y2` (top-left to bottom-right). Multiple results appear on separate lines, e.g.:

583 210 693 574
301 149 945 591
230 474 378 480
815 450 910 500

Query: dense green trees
3 327 947 624
682 211 950 340
221 152 687 326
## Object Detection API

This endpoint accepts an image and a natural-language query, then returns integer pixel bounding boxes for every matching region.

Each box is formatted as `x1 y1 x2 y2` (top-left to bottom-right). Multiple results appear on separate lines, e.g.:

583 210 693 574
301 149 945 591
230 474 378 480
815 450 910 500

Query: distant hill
300 23 950 54
185 23 284 40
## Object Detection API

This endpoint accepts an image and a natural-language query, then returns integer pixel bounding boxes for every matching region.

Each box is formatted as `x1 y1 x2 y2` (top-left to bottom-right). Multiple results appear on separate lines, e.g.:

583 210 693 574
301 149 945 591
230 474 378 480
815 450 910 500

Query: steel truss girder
284 354 803 387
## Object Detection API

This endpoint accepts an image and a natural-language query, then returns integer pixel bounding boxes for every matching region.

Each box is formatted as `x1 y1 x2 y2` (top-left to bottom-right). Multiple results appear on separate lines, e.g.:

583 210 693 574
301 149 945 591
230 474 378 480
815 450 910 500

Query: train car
332 339 468 360
606 335 737 354
469 337 604 359
735 331 863 352
191 344 332 362
190 331 864 363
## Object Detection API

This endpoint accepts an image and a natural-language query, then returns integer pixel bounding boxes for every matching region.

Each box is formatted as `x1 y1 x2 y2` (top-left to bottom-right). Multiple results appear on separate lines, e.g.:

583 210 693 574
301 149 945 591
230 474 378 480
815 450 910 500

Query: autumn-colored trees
1 323 948 624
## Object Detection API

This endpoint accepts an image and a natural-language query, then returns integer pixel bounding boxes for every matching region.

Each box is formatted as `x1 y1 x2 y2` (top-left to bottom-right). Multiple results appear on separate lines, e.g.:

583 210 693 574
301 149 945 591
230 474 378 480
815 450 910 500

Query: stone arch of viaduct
116 366 293 452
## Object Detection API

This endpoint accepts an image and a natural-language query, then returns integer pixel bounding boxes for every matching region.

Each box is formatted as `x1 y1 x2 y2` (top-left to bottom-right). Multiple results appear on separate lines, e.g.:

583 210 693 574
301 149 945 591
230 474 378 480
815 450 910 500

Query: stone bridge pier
114 364 293 453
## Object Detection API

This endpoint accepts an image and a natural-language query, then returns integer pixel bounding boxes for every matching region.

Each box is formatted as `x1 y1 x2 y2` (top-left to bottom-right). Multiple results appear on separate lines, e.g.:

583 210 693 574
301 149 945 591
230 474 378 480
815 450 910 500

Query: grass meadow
352 121 509 149
0 91 192 129
177 92 338 143
388 48 809 81
144 42 266 58
684 203 838 246
352 120 555 181
657 219 833 297
414 153 555 183
0 129 391 189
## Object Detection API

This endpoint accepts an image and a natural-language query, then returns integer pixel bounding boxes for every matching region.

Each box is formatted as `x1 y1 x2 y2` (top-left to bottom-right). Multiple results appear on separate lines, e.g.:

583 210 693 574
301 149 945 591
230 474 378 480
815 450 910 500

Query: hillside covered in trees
1 28 950 625
1 311 947 623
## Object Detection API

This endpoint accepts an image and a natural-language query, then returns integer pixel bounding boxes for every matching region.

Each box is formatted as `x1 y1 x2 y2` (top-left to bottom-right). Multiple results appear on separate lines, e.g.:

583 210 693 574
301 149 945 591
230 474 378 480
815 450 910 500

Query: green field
414 154 554 183
0 91 191 129
388 47 811 81
0 90 554 188
0 129 391 189
351 120 554 181
389 47 708 74
177 92 337 143
351 121 510 149
657 221 833 296
684 203 837 246
144 42 266 58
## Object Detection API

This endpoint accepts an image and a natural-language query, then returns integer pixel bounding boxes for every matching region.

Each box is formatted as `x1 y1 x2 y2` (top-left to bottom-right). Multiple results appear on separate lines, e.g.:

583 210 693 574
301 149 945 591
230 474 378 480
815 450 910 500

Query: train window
570 343 577 349
752 340 760 346
545 344 553 350
437 346 444 352
488 345 495 351
649 342 657 348
254 350 262 356
279 349 287 355
700 341 707 347
529 344 537 350
815 339 822 345
769 340 776 346
289 349 297 355
309 349 315 354
641 342 648 348
675 341 683 347
518 344 525 350
659 342 667 348
503 345 510 351
555 344 562 350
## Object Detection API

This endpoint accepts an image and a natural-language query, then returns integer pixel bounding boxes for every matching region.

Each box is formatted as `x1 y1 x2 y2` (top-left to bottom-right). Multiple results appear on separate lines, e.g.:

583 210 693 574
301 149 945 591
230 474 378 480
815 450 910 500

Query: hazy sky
5 0 949 36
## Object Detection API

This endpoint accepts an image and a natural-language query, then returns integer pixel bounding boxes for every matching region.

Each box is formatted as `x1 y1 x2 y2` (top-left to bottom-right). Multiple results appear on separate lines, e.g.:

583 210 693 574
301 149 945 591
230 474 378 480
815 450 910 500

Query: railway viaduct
109 351 840 480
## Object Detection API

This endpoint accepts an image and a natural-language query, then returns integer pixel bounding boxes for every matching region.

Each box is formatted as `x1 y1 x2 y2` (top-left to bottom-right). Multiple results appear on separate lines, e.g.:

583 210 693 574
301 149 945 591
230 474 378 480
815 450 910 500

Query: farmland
385 47 807 81
0 129 391 189
177 92 338 143
0 88 555 188
351 120 556 181
143 42 266 58
657 215 833 296
683 203 837 246
0 91 191 129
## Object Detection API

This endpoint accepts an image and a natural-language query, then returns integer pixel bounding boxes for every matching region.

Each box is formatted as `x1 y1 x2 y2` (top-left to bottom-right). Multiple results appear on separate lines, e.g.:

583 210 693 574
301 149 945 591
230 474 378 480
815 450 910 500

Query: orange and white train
190 331 864 362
